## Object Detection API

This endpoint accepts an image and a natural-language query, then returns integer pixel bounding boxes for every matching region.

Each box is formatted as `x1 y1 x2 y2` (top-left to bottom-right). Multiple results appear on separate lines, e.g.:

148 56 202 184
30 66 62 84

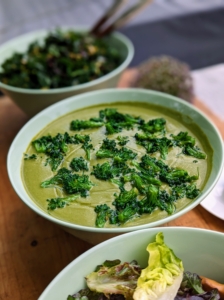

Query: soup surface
21 102 213 228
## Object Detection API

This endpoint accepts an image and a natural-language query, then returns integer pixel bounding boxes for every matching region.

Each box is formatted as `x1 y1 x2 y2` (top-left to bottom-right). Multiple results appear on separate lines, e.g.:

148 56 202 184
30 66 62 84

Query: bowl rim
7 88 224 233
0 28 134 94
38 226 224 299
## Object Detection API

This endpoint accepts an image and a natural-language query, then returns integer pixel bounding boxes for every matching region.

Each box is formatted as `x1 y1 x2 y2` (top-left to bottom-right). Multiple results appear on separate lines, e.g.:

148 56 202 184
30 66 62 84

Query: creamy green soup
21 102 213 228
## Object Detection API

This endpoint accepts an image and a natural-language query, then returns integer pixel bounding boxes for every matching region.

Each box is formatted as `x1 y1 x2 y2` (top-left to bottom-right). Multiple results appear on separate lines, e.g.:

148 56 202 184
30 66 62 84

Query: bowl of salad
38 227 224 300
0 28 134 117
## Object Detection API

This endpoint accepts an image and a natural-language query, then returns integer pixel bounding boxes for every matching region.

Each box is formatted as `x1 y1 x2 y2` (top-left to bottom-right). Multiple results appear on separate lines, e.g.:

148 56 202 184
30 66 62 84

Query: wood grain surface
0 70 224 299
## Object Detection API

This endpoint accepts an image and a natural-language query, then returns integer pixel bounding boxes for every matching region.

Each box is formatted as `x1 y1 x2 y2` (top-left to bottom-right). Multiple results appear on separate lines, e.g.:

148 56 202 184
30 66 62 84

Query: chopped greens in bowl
0 29 123 89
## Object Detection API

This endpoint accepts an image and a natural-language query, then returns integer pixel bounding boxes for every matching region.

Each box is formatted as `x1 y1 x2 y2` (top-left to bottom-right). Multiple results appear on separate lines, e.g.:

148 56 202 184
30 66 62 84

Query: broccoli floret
171 131 195 147
70 157 88 172
91 162 115 180
117 136 129 146
32 132 91 171
100 138 117 150
113 188 138 209
140 172 162 186
117 202 139 224
140 155 162 173
95 149 115 159
114 147 137 163
92 161 131 181
138 137 173 160
70 119 104 131
82 142 93 160
160 169 198 186
41 167 94 197
32 133 69 170
171 183 200 200
140 118 166 133
134 132 154 141
183 145 206 159
131 173 147 194
185 183 200 199
158 190 176 214
40 167 71 188
94 204 112 228
47 194 80 210
72 133 90 144
105 122 122 135
99 108 144 134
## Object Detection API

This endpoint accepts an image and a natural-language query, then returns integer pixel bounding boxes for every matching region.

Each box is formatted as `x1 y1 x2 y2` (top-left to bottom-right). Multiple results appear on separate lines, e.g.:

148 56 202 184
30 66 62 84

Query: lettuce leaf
133 232 184 300
86 260 141 299
175 271 220 300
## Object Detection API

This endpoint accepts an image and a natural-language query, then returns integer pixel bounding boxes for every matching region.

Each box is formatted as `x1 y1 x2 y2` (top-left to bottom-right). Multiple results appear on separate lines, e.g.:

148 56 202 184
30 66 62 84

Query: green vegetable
0 29 122 89
94 204 112 228
133 232 184 300
47 194 80 210
70 157 89 172
32 132 90 170
41 167 94 197
86 260 141 299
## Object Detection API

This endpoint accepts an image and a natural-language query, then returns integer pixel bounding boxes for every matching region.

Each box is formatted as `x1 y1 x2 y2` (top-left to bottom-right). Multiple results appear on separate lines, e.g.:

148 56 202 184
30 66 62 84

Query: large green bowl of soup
7 89 224 244
0 28 134 117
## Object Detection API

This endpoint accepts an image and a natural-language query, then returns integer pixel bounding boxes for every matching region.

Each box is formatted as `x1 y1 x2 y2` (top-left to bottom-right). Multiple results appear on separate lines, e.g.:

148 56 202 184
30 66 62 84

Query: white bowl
7 88 224 244
0 28 134 117
38 227 224 299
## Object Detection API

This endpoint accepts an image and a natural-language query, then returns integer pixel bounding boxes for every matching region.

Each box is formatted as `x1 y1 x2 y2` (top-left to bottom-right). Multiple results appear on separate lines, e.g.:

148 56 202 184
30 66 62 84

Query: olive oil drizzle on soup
21 102 212 228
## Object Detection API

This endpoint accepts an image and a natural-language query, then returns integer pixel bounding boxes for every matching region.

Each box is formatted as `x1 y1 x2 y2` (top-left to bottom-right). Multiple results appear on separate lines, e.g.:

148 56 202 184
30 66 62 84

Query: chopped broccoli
159 169 198 186
113 188 139 209
131 173 147 194
32 132 91 171
95 149 115 159
41 167 94 197
137 137 173 160
91 161 131 181
82 142 93 161
114 147 137 162
117 135 129 146
100 138 117 150
47 194 80 210
70 119 103 131
140 155 164 173
94 204 112 228
171 131 195 147
134 132 154 141
117 202 139 223
183 145 207 159
70 157 88 172
140 118 166 133
91 162 115 181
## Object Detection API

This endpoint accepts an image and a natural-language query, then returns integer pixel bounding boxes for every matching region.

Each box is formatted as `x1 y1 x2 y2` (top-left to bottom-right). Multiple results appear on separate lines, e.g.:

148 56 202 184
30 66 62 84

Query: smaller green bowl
0 28 134 117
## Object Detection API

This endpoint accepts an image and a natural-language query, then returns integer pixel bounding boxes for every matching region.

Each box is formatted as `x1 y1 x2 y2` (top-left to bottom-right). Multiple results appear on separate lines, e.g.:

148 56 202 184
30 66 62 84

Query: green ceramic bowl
38 227 224 299
0 28 134 117
7 89 224 244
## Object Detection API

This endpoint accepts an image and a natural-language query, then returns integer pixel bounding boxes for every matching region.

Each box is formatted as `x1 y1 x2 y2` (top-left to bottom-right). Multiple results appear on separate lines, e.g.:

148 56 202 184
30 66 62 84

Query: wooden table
1 71 224 299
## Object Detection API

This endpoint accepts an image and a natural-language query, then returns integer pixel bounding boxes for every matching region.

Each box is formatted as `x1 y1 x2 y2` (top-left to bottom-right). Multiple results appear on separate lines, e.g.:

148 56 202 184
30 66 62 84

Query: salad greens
0 29 122 89
67 233 220 300
133 232 184 300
